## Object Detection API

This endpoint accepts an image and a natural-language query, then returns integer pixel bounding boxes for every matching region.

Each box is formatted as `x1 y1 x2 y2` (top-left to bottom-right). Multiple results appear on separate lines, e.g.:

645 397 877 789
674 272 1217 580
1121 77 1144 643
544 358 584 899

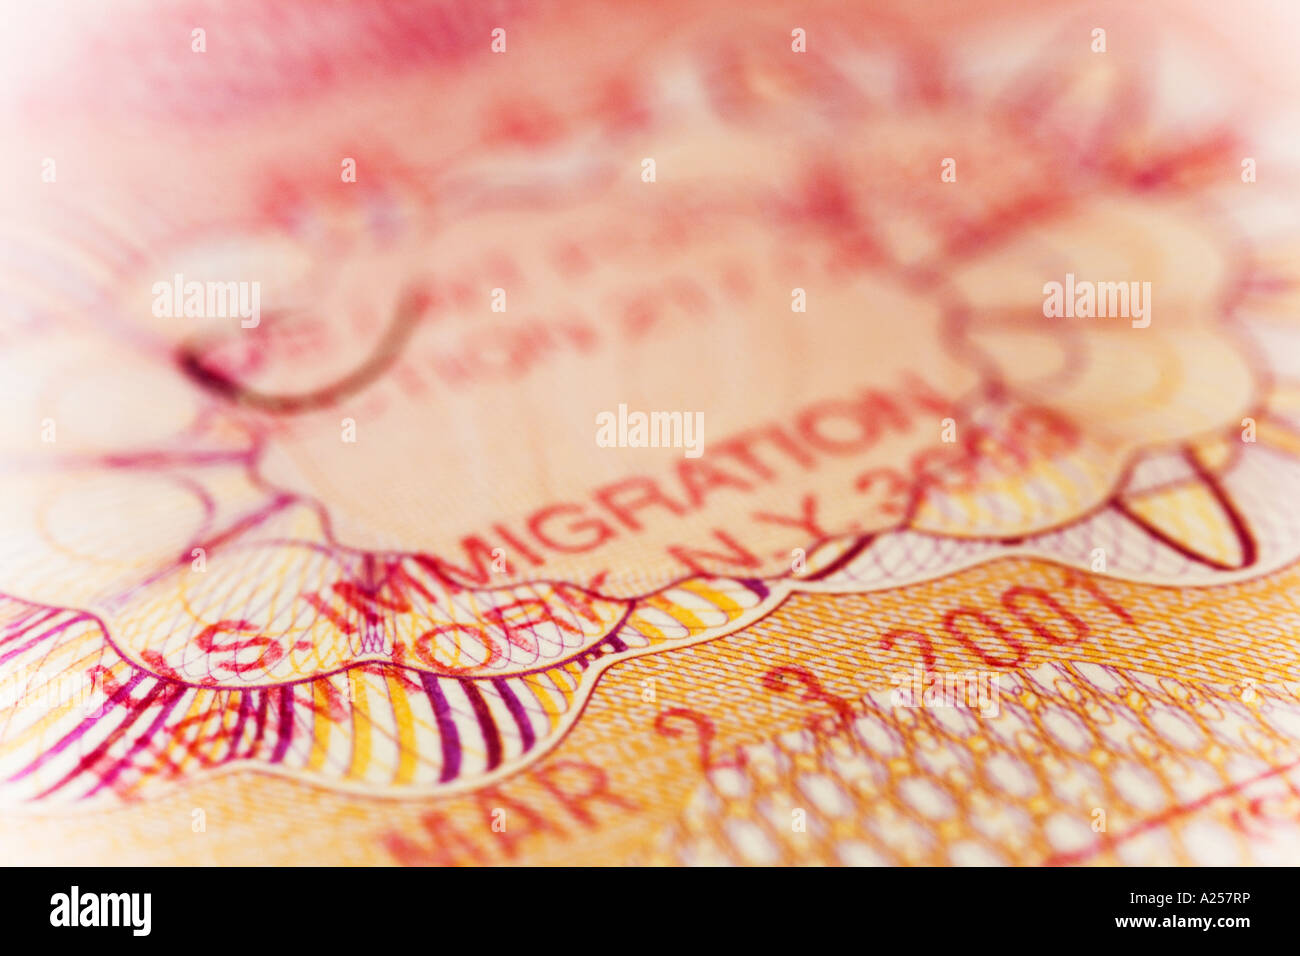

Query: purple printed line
492 678 536 752
0 608 59 648
0 614 84 667
7 671 146 782
83 684 188 798
458 678 502 772
33 681 166 799
225 690 252 764
245 689 270 759
270 685 294 763
420 672 461 783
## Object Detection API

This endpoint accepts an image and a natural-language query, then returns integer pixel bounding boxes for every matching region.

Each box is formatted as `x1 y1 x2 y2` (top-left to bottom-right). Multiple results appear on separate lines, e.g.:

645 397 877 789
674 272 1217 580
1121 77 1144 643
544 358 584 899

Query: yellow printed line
625 603 668 643
195 690 239 770
0 656 132 751
306 679 333 773
0 643 103 719
678 579 744 618
346 671 372 782
122 687 231 801
385 672 417 786
561 660 586 689
520 673 565 723
220 690 244 763
644 593 705 632
1258 419 1300 457
167 688 219 778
